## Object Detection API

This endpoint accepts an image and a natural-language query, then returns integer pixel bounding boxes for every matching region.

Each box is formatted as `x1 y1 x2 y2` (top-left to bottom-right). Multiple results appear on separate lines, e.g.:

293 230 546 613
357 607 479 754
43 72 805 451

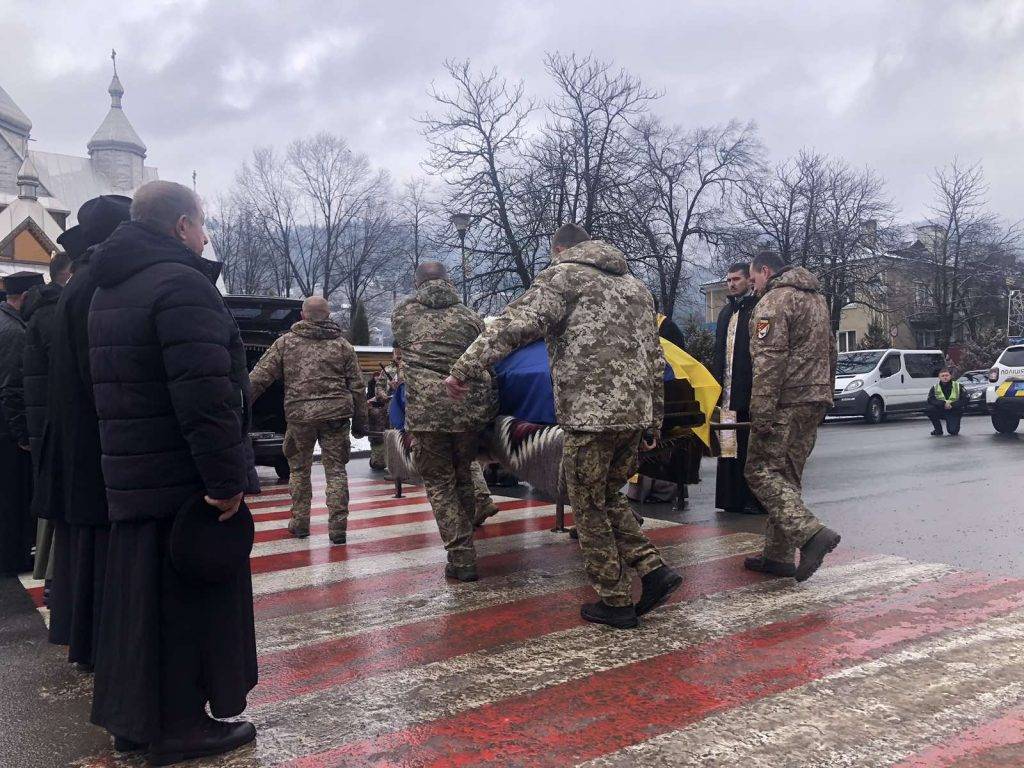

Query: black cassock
0 302 33 576
92 518 257 743
36 254 112 660
711 293 760 513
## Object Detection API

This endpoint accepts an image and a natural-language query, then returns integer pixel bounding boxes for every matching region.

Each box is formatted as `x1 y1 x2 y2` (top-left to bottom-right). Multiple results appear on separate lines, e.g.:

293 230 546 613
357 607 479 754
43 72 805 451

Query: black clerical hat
3 270 44 295
56 224 87 262
77 195 131 251
169 494 254 583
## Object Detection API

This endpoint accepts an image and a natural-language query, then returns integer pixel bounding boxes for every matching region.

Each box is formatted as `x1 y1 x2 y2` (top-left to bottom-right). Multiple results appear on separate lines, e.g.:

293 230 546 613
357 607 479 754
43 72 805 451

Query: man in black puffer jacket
88 180 259 762
23 251 72 585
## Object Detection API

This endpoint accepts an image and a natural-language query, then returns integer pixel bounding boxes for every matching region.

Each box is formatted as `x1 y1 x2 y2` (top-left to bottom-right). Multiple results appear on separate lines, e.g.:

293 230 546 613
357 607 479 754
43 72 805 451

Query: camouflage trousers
283 419 351 538
368 436 387 471
562 429 664 607
470 461 499 524
745 404 827 562
410 431 480 568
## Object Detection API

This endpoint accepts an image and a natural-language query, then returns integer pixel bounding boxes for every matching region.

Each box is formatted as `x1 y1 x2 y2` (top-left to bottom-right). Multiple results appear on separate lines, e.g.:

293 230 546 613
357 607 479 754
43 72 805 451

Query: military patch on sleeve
755 319 770 339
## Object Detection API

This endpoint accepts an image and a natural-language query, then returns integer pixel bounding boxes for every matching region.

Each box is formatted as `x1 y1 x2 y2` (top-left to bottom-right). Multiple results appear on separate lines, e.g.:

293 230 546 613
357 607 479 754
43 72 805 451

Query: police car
990 378 1024 434
985 345 1024 430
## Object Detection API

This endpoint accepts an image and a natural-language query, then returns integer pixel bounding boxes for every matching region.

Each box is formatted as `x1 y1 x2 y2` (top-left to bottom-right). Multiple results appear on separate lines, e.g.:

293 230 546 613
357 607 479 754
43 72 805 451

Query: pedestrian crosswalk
21 468 1024 766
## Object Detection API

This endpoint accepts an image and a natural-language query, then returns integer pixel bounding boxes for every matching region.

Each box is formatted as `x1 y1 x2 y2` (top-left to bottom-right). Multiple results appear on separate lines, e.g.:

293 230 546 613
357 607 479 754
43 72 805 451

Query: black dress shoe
743 555 797 577
795 527 841 583
148 719 256 766
114 736 147 753
580 601 639 629
636 565 683 616
444 563 478 582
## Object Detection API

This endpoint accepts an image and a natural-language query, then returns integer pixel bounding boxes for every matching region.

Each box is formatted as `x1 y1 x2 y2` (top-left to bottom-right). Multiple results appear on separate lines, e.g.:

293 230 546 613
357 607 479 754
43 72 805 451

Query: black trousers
715 409 760 512
92 518 257 743
927 407 962 435
0 440 33 576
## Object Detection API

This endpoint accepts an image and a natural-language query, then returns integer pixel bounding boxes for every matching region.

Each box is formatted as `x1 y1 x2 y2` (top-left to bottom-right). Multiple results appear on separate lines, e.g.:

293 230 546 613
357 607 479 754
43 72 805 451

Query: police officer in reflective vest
926 367 968 436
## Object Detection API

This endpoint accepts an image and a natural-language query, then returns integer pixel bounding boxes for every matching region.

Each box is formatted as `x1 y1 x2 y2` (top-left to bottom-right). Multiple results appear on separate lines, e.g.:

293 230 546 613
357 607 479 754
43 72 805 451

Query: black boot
636 565 683 616
148 718 256 766
743 555 797 577
444 563 478 582
580 601 639 629
329 531 347 545
930 428 943 436
114 736 147 753
795 527 841 583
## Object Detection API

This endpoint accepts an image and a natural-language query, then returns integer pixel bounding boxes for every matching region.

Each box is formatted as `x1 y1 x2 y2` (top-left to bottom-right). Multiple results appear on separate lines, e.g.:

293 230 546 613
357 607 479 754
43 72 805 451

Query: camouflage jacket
250 318 368 429
748 266 837 424
391 280 496 432
450 239 665 432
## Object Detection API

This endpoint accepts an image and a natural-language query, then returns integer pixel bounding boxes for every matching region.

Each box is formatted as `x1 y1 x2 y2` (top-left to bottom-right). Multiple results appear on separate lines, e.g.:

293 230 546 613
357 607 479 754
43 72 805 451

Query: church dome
87 72 146 156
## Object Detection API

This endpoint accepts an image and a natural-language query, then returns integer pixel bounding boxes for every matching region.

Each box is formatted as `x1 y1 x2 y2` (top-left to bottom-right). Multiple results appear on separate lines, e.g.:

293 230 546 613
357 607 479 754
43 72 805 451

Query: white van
985 345 1024 405
829 349 946 423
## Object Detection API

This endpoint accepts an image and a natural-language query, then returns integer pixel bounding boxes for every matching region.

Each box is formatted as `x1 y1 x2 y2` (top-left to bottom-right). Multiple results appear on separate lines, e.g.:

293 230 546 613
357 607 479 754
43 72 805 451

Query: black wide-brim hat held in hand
170 495 255 583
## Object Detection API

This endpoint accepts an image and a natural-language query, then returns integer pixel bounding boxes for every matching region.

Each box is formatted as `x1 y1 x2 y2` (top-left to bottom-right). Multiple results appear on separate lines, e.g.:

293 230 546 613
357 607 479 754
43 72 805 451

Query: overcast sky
5 0 1023 224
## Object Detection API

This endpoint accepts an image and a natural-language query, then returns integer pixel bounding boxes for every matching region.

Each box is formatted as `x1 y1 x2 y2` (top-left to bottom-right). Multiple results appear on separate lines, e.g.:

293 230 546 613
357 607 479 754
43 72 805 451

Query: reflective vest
932 381 960 404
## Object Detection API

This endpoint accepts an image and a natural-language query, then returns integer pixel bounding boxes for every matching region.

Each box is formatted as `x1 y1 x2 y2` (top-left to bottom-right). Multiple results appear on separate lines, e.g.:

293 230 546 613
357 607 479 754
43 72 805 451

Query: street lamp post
450 213 471 305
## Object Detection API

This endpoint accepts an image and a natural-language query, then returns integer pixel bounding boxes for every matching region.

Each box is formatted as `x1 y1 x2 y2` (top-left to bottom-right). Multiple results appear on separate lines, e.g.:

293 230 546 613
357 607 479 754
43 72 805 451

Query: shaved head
414 261 447 287
302 295 330 321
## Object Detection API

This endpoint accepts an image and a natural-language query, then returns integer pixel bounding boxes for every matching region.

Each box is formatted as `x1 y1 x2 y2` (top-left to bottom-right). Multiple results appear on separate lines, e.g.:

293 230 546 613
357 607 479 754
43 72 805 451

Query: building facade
0 60 157 281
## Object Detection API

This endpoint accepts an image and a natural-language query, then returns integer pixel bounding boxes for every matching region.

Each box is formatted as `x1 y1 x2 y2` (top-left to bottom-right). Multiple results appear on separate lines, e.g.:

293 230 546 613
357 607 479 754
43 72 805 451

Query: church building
0 56 157 281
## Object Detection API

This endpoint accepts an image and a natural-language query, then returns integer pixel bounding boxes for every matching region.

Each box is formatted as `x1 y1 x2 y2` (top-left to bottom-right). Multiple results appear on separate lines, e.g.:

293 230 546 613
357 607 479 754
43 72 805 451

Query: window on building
914 329 938 349
914 283 930 308
836 330 857 353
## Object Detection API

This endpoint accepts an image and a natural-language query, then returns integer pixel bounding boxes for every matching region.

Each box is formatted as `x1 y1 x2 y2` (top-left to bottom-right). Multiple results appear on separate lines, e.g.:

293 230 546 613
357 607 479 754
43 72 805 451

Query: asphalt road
1 412 1021 766
679 411 1024 577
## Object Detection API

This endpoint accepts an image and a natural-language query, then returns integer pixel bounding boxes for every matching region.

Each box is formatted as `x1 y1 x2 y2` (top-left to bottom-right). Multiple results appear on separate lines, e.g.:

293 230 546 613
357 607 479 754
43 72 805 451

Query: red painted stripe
891 706 1024 767
27 585 44 607
253 523 727 620
252 499 547 543
249 513 574 574
251 493 441 522
283 572 1024 768
248 485 414 509
252 549 772 707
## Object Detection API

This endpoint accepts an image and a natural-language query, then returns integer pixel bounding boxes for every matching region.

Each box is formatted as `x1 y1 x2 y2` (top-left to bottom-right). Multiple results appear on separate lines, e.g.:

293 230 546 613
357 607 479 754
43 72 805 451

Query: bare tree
539 52 658 237
629 119 761 315
915 160 1022 349
421 60 543 305
733 150 898 329
287 133 388 301
333 195 406 324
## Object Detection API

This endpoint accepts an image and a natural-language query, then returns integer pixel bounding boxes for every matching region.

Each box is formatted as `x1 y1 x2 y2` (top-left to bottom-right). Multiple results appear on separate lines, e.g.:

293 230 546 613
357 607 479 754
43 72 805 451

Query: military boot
795 527 841 582
287 517 309 539
743 555 796 577
580 601 639 629
328 513 347 545
472 500 500 528
636 565 683 616
444 563 478 582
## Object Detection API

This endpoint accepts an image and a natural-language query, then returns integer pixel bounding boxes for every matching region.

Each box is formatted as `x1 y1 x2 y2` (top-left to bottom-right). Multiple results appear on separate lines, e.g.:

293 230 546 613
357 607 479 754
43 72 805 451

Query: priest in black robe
711 262 762 514
0 271 43 575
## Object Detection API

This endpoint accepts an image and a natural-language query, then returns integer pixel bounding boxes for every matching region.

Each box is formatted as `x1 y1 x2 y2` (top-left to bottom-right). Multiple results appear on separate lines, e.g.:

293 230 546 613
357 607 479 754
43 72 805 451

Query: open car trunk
225 295 303 478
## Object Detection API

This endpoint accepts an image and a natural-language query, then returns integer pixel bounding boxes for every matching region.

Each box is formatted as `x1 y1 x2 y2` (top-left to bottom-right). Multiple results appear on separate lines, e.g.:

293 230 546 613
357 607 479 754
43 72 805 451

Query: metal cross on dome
111 48 118 75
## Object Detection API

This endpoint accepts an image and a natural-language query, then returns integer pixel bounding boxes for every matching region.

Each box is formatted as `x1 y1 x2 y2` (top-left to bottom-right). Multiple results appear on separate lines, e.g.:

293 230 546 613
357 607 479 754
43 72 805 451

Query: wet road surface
1 414 1021 767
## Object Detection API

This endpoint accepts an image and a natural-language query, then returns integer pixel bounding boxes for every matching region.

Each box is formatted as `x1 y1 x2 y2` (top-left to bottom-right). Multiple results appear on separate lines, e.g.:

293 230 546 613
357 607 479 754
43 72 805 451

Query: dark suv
225 295 303 481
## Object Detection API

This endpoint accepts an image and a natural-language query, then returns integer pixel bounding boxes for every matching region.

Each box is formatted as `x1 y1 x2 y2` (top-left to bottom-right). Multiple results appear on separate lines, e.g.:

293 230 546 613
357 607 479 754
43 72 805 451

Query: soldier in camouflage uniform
744 251 841 582
391 263 497 581
366 369 391 471
250 296 367 543
448 223 682 629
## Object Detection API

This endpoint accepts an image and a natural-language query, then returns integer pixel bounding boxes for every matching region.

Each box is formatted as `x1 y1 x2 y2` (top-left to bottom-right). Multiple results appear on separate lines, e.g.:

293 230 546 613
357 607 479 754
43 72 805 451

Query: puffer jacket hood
91 221 222 289
765 265 822 294
291 318 342 340
415 279 461 309
22 283 61 322
552 239 628 276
